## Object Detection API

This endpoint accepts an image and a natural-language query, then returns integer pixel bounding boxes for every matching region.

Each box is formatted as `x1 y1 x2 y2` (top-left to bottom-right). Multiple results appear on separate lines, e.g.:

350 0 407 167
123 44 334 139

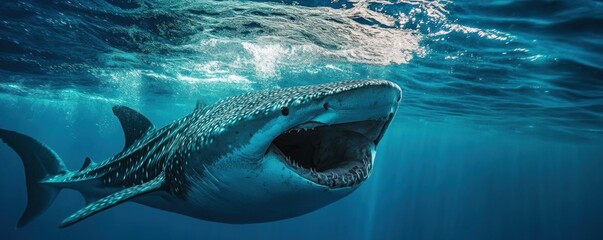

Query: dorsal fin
59 175 165 228
112 105 154 150
79 157 93 171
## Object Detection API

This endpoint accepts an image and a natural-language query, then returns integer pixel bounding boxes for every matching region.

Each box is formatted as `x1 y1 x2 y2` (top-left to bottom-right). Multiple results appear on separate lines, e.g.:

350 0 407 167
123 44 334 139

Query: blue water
1 0 602 239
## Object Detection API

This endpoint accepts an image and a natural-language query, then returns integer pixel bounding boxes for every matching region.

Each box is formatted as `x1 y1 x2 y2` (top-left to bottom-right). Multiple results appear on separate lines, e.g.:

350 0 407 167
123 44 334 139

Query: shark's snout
310 82 401 126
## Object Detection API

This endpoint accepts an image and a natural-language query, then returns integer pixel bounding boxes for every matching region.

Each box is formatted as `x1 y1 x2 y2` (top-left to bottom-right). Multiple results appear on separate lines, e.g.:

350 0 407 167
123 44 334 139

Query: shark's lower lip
270 120 383 188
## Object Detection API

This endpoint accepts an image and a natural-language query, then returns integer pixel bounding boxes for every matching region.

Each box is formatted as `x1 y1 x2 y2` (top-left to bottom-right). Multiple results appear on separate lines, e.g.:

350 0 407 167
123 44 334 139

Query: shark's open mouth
271 116 392 188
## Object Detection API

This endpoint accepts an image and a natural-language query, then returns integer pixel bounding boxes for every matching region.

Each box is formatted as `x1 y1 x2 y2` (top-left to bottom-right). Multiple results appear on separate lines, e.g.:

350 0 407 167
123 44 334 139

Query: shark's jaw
243 81 401 190
270 117 391 188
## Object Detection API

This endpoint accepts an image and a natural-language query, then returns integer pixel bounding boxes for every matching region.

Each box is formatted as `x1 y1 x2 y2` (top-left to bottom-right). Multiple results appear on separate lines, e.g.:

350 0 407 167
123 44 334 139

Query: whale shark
0 79 401 228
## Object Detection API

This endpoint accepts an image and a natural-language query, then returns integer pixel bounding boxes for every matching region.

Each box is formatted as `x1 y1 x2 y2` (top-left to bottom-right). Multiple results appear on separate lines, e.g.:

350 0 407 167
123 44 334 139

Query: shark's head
184 79 401 222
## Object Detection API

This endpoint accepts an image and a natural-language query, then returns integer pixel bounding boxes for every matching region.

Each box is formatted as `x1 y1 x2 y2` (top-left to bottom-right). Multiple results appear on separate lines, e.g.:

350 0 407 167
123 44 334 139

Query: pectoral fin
59 175 165 228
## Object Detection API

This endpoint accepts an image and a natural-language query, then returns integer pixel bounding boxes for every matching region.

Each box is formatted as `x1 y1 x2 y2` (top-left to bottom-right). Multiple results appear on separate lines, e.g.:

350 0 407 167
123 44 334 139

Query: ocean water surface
1 0 602 239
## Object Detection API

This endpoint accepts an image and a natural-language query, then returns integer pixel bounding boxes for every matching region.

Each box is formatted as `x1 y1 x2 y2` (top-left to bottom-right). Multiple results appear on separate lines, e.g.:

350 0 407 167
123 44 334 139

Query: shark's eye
281 107 289 116
323 103 330 110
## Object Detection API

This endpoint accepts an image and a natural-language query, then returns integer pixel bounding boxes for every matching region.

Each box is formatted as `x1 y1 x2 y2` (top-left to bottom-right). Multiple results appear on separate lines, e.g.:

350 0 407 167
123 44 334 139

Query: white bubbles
242 43 288 76
177 73 251 85
160 0 429 79
430 23 511 41
91 68 143 104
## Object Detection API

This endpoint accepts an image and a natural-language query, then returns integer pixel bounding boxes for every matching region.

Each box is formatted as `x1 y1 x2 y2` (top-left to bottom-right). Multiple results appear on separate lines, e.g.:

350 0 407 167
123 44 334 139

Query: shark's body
1 79 401 228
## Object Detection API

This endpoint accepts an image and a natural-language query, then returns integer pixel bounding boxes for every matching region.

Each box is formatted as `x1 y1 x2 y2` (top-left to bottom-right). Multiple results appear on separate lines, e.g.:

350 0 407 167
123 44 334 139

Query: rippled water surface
1 0 601 139
1 0 602 239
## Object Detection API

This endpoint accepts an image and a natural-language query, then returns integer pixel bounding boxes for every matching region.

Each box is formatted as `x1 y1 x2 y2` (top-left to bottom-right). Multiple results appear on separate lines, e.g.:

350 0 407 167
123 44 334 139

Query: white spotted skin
44 79 401 223
167 79 400 222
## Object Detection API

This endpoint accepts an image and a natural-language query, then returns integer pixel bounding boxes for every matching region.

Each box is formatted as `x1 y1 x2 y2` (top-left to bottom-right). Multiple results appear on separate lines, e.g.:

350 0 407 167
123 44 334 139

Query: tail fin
0 128 68 228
